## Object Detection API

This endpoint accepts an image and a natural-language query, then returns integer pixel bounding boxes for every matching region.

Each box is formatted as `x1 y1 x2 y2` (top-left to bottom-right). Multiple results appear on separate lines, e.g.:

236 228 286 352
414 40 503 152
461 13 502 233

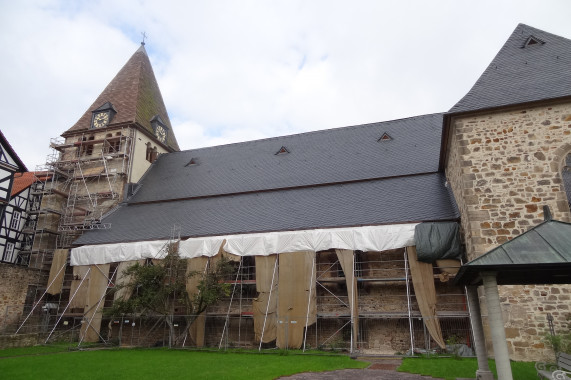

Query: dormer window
91 102 117 129
150 115 168 144
275 146 290 155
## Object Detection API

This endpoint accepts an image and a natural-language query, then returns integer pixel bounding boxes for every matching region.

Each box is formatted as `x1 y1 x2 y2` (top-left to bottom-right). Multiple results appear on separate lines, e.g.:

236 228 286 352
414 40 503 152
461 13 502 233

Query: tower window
82 135 95 156
146 143 158 163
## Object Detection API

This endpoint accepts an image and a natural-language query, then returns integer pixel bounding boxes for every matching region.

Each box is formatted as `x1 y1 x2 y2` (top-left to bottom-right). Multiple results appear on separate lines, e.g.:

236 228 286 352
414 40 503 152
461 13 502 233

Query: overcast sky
1 0 571 170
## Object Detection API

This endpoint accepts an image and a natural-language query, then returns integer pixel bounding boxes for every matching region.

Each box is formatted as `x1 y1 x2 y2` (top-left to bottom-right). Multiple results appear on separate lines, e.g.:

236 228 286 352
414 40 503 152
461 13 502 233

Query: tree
107 243 233 347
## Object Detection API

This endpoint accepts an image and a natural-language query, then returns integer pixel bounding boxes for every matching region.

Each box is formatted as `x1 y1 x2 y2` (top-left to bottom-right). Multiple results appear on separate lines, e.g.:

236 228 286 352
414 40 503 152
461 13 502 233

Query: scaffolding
9 128 135 334
205 248 471 355
15 245 472 353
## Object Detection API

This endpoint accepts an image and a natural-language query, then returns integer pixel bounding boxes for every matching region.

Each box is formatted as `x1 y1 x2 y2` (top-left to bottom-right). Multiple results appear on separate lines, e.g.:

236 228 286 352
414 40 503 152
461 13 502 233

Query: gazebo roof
454 218 571 286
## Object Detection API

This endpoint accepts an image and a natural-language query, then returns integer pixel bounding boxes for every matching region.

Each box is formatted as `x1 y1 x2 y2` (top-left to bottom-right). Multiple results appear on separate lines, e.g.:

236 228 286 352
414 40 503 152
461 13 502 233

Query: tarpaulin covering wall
253 255 278 343
46 249 69 295
186 256 209 347
80 264 110 343
335 249 358 345
71 224 418 265
414 222 461 263
407 246 445 349
70 265 90 309
276 251 316 349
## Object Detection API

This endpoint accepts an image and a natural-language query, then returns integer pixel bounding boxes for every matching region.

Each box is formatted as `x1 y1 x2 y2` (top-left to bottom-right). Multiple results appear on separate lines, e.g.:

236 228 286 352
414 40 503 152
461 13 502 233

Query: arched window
145 142 152 162
150 146 158 162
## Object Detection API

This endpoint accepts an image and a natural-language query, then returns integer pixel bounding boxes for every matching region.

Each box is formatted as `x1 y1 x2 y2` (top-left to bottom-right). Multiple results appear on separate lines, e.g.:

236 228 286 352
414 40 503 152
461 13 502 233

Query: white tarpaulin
71 224 417 266
71 240 168 265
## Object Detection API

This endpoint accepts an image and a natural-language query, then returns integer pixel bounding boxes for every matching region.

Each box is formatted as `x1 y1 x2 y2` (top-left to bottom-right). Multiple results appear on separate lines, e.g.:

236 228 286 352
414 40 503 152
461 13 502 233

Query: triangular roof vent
522 35 544 48
275 146 290 155
377 133 392 142
185 157 199 167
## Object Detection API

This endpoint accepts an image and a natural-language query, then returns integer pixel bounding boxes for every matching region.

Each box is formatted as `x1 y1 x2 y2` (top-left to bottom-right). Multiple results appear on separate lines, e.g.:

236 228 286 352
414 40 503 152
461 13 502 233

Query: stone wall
0 264 40 332
446 100 571 361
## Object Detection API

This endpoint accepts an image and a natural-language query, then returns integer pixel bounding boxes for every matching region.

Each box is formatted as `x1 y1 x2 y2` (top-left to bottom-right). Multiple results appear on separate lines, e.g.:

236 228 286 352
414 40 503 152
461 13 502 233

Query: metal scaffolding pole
404 247 415 354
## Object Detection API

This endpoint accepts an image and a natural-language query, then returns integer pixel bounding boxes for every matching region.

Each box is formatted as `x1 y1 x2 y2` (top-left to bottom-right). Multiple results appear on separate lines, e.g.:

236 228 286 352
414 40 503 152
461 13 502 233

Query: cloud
1 0 570 167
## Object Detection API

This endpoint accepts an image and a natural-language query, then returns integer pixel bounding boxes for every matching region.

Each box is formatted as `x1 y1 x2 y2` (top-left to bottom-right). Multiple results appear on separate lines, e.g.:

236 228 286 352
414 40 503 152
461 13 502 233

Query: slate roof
64 45 180 151
128 113 444 203
450 24 571 114
455 219 571 286
74 172 458 245
75 113 459 245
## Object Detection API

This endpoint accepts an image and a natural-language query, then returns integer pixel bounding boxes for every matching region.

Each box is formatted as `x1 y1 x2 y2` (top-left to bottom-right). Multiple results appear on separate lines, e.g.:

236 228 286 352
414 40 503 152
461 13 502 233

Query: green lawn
398 357 537 380
0 348 368 380
0 346 542 380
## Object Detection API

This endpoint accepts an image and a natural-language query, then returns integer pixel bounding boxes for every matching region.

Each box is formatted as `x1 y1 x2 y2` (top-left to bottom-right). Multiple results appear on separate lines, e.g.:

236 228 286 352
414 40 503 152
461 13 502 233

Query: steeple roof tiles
450 24 571 114
65 45 179 151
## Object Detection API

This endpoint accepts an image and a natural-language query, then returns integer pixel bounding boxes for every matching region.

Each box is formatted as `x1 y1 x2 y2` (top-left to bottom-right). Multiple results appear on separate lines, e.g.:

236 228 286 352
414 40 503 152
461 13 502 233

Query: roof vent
377 133 392 142
275 146 290 155
185 157 199 167
522 36 544 48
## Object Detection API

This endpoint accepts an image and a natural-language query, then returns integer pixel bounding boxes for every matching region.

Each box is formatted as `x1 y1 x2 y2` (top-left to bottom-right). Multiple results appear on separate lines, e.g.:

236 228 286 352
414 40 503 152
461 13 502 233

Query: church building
2 23 571 363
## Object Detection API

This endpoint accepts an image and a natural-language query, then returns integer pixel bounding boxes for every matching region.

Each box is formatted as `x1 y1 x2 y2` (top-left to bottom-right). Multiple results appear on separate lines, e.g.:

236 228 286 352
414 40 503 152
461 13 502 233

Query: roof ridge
172 112 444 155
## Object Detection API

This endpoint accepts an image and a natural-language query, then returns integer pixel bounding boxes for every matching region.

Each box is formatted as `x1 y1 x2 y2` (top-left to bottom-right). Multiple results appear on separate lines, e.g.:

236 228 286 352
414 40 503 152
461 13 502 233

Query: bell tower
28 44 179 267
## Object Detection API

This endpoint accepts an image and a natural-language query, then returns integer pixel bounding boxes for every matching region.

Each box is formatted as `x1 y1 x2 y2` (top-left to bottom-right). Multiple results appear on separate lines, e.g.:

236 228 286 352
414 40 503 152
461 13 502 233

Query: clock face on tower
155 125 167 143
92 112 110 128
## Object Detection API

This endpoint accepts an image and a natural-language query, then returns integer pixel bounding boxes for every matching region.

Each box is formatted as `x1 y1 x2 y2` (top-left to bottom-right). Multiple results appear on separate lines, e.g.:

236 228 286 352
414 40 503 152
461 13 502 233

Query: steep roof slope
129 113 443 203
75 113 459 245
64 45 179 151
450 24 571 114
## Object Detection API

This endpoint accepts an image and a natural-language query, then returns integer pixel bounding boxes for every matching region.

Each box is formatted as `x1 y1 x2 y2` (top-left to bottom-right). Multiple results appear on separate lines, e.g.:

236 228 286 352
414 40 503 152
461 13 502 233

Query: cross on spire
141 32 147 46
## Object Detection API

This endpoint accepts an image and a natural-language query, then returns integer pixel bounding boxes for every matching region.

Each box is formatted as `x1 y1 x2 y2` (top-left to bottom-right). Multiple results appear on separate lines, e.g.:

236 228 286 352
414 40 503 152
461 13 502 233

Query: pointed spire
450 24 571 114
64 46 179 151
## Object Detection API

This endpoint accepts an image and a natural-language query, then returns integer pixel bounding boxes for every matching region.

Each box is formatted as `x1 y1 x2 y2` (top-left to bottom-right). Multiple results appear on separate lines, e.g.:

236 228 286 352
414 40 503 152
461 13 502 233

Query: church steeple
63 45 179 151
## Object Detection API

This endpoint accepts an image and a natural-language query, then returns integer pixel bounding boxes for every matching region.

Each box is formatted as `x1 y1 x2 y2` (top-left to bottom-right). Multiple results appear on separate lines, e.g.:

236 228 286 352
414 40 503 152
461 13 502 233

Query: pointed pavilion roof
454 217 571 286
64 45 179 151
450 24 571 114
